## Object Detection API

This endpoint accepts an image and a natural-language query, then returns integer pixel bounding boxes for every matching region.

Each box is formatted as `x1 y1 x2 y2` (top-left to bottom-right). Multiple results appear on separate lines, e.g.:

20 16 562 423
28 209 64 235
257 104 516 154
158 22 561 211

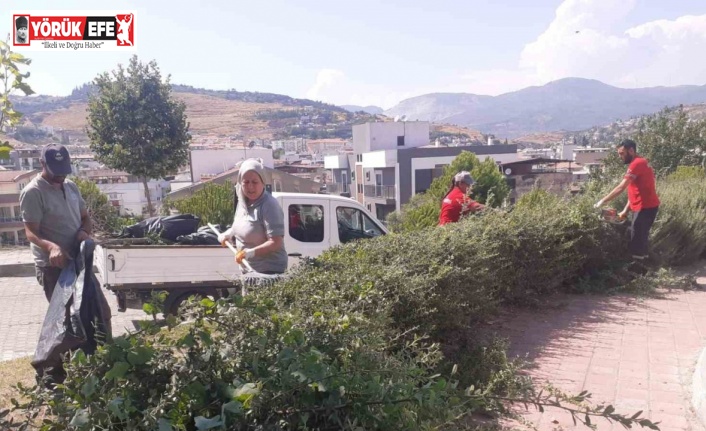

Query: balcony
0 216 23 228
326 182 351 195
364 185 396 202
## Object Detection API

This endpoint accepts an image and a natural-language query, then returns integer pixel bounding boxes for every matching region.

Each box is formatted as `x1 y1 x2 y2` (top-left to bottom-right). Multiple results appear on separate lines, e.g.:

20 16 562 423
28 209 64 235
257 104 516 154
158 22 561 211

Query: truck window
289 204 324 243
336 207 383 244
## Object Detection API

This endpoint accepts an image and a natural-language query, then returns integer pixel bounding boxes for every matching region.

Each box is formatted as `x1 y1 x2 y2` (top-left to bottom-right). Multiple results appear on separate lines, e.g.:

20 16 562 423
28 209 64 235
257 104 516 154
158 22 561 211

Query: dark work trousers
36 266 63 302
629 207 659 258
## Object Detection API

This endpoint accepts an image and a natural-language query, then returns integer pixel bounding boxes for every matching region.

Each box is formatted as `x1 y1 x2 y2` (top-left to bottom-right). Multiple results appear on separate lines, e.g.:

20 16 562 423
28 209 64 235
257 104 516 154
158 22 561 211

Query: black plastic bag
175 224 229 245
118 214 201 241
32 240 112 383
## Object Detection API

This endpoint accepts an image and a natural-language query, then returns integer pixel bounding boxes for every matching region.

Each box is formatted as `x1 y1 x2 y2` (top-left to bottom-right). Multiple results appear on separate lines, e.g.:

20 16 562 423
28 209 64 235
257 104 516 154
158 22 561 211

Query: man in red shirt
595 139 660 260
438 171 485 226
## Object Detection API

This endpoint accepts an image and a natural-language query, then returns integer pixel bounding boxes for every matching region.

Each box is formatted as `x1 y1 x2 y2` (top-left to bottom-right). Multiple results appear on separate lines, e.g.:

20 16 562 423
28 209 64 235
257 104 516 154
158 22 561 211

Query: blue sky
3 0 705 108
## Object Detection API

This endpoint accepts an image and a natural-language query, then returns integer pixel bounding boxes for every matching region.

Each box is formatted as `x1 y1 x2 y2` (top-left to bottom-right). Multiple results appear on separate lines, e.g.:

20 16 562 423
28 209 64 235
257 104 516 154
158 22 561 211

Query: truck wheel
164 290 221 317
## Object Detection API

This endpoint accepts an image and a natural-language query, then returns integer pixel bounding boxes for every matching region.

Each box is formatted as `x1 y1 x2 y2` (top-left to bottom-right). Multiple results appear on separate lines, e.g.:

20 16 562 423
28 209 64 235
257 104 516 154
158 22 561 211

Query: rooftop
501 157 573 166
0 170 38 183
83 169 131 178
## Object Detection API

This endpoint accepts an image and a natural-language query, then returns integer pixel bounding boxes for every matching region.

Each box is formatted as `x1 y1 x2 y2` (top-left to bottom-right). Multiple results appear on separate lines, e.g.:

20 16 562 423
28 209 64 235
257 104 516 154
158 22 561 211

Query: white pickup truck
94 192 388 315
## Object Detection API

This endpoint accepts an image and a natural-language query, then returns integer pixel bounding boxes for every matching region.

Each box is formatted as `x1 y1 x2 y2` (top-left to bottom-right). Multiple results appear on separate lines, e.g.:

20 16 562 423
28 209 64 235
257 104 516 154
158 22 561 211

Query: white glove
593 199 605 209
217 233 231 246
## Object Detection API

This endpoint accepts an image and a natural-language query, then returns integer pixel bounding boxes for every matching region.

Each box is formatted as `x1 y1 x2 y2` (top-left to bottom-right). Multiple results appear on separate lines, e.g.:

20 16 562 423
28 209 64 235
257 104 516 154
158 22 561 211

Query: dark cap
15 16 28 30
41 144 72 176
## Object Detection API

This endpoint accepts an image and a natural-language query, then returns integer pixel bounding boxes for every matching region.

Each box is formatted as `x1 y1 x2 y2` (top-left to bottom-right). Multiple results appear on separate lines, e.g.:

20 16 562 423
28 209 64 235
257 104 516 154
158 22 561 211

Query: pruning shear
207 223 254 273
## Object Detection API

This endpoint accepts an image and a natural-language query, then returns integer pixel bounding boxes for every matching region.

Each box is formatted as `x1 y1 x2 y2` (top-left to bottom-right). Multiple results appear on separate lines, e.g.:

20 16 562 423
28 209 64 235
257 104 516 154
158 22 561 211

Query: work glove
593 199 605 209
218 233 231 247
236 248 255 264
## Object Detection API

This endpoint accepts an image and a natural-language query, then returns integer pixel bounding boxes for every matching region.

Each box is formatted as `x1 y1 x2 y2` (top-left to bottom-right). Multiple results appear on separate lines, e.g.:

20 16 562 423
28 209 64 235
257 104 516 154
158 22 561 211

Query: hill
511 103 706 148
340 105 384 115
9 84 378 146
385 78 706 138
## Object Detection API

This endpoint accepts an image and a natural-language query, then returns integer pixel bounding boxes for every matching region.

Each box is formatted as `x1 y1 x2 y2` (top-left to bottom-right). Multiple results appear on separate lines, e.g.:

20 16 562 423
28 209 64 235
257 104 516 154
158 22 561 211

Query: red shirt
438 187 483 226
624 157 660 211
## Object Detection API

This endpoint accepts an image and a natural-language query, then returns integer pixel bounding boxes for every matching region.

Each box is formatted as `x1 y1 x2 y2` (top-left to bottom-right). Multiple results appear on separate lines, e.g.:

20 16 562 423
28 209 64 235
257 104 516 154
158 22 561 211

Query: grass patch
0 357 34 411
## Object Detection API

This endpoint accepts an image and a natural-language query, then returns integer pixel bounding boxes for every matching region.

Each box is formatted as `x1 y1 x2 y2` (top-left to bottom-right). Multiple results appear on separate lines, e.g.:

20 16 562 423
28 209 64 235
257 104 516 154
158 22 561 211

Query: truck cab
277 193 386 266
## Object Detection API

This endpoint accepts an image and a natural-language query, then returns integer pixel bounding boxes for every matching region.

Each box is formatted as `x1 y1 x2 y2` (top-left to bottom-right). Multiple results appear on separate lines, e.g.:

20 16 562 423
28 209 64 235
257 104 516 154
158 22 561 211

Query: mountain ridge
385 78 706 138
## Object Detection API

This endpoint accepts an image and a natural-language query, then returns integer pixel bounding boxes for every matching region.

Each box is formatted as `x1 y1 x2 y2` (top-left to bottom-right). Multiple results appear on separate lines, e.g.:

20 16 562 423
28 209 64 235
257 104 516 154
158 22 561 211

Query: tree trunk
142 176 154 217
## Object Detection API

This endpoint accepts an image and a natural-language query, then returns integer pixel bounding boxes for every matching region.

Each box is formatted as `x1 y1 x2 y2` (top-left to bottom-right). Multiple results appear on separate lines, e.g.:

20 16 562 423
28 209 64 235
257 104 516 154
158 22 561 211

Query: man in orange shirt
595 139 660 260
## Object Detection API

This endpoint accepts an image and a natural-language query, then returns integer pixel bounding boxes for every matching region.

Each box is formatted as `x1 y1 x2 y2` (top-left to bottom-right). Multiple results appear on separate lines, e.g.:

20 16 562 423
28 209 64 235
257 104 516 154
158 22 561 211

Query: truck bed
95 241 242 290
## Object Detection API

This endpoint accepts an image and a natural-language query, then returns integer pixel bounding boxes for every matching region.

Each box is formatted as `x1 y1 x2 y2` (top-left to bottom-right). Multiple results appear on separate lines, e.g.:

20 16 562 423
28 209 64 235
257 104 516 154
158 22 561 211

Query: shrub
72 176 122 233
274 188 625 349
668 165 705 181
163 182 235 227
650 177 706 265
7 296 491 430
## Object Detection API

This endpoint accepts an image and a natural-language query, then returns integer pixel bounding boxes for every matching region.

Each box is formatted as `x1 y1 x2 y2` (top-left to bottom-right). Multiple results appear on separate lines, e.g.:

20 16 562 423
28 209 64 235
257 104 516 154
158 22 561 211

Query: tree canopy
87 55 190 216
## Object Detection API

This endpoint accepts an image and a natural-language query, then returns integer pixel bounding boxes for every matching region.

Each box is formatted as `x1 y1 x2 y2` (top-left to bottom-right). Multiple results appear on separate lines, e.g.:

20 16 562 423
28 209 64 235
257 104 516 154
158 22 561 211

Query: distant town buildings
0 122 614 224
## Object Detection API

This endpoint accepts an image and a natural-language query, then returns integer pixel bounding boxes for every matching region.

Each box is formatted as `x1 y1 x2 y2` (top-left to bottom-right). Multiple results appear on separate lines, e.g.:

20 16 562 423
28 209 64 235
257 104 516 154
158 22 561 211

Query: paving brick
499 283 706 431
0 275 145 362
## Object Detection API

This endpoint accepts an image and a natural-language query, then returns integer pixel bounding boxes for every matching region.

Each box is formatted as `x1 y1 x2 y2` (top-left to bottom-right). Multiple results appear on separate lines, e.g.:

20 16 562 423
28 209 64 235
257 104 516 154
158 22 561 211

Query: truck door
282 198 330 266
330 202 386 247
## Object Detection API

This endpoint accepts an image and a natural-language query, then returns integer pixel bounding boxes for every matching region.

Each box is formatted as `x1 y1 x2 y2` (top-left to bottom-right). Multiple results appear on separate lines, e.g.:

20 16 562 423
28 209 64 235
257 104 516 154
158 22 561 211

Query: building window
288 204 324 243
365 171 370 181
357 184 363 194
336 207 384 244
397 136 405 146
356 154 362 163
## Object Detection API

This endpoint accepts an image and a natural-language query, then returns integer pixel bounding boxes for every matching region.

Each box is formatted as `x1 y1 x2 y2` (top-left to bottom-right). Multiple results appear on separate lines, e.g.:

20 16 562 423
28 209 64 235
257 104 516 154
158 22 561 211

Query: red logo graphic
12 13 135 49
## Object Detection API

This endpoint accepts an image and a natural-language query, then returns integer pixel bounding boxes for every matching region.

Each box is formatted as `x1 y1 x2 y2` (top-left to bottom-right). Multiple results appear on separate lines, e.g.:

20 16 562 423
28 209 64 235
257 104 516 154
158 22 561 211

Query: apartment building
325 121 518 221
189 147 274 183
82 169 170 217
0 170 37 245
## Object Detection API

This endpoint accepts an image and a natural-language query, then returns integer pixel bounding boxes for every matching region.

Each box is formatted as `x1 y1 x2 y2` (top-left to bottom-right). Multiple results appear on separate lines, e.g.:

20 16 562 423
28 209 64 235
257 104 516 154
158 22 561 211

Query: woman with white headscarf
218 159 288 275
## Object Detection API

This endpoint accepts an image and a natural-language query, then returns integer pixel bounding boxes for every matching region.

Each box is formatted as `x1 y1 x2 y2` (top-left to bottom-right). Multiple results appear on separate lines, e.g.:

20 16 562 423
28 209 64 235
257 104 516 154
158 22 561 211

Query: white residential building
83 170 170 217
189 148 274 183
325 121 519 221
0 170 37 245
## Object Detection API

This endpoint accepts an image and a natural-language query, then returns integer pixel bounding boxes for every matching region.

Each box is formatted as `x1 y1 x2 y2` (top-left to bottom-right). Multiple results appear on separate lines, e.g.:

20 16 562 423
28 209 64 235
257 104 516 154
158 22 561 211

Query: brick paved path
0 276 145 361
496 268 706 431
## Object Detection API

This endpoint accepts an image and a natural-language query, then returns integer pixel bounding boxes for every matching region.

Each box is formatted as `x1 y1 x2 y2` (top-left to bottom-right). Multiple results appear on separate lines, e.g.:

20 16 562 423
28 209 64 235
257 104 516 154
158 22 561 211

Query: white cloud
308 2 706 108
305 69 345 101
305 69 418 109
461 0 706 96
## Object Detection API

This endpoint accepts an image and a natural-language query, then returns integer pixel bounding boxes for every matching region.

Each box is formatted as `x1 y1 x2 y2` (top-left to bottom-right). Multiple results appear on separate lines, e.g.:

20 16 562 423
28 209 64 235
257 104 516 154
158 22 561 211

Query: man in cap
15 16 29 44
20 144 92 301
438 171 485 226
